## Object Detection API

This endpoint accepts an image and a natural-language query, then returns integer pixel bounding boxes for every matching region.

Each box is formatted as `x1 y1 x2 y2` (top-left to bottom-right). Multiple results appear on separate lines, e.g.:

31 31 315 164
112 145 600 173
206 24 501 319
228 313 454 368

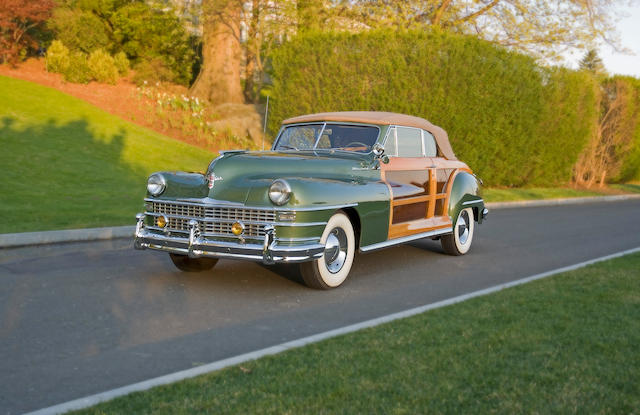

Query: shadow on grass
1 116 147 233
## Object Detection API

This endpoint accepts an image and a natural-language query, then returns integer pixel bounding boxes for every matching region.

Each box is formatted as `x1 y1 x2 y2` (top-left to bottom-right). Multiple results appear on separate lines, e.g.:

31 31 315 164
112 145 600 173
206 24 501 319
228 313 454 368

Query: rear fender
447 171 484 224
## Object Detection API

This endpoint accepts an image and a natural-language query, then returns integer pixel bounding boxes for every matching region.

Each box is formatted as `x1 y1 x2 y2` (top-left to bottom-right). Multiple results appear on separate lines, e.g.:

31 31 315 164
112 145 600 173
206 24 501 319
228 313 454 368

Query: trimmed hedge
269 30 601 186
611 77 640 182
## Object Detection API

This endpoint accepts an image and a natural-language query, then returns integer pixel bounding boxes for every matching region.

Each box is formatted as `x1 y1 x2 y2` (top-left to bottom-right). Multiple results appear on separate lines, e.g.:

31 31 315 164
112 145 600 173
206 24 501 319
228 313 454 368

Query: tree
111 2 196 85
574 77 640 187
343 0 625 61
48 8 110 54
191 0 357 104
190 0 244 105
0 0 55 65
579 49 607 77
48 0 195 85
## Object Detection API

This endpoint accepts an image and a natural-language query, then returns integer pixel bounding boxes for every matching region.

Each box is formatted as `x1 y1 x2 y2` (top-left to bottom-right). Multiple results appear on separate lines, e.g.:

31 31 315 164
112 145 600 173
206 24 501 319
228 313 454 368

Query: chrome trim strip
145 198 357 212
276 203 357 212
144 226 319 243
462 198 484 206
359 227 453 253
275 236 321 242
176 197 244 206
143 211 326 227
147 198 250 208
141 244 318 263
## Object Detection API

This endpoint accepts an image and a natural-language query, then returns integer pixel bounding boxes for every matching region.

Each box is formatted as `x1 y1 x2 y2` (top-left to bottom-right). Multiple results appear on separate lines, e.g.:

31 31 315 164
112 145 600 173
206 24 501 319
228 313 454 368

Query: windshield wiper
279 145 299 151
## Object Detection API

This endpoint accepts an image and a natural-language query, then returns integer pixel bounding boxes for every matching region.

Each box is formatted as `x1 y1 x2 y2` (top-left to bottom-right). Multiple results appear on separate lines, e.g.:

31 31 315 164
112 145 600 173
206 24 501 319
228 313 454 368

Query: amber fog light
231 221 244 236
156 215 168 228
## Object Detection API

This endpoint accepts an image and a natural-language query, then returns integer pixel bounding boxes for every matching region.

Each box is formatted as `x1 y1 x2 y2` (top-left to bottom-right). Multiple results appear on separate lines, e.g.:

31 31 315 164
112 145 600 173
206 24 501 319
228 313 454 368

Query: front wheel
169 253 218 272
299 212 356 289
441 207 475 255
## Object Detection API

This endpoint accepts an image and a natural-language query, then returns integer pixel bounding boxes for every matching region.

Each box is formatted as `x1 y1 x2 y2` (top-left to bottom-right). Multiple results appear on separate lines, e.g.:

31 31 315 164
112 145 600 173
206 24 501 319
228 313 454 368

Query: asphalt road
2 199 640 414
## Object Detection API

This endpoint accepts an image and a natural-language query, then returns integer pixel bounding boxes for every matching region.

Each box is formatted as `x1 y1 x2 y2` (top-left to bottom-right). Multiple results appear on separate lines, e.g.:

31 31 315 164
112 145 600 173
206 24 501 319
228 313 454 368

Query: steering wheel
344 141 369 148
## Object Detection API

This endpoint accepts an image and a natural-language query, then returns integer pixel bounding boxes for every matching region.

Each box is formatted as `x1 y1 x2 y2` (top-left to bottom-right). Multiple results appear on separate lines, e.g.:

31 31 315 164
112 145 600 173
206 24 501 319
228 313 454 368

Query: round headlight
269 179 291 205
147 173 166 196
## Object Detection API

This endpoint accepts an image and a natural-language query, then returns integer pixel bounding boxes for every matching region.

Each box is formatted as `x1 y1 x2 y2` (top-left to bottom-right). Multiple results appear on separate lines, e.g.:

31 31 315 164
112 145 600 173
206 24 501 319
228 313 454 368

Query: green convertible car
134 111 487 289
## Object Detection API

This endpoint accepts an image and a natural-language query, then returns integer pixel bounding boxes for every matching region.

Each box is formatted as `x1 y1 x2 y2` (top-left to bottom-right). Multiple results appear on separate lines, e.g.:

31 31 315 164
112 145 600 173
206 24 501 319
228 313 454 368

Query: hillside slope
0 76 214 233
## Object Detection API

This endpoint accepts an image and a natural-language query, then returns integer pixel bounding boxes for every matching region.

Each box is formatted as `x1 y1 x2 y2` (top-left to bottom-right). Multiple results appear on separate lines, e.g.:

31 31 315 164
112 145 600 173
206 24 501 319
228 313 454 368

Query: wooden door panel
381 156 451 238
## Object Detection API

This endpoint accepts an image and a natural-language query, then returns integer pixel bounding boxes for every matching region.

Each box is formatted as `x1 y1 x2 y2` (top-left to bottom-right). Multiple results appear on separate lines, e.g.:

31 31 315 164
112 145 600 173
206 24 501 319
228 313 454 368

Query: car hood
209 150 372 175
205 150 375 204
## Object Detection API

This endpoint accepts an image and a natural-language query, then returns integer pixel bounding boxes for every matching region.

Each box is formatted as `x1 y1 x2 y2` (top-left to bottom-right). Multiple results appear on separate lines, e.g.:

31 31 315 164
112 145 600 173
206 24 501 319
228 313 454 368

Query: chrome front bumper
133 214 324 264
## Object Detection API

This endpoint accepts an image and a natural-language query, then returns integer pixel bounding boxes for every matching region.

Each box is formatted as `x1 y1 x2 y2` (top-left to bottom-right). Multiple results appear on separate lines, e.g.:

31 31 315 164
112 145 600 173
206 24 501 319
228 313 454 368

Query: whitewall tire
441 207 475 256
300 212 356 289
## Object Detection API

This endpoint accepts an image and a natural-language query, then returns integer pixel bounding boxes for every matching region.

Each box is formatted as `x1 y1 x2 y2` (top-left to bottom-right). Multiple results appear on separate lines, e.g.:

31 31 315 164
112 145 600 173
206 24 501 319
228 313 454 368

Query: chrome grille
206 207 275 223
151 201 205 218
149 201 275 238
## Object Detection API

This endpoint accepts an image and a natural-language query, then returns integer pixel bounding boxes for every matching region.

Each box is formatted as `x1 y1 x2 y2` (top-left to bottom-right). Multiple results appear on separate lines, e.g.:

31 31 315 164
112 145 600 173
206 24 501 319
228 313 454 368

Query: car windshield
274 123 379 153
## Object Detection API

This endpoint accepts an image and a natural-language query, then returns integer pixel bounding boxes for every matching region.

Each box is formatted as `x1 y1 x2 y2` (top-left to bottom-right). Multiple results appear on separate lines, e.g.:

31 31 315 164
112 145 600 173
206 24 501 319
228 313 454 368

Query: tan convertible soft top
282 111 456 160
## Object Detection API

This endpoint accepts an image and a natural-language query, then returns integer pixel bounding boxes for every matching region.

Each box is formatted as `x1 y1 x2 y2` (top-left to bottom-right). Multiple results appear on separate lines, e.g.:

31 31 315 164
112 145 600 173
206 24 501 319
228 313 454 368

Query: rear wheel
441 207 475 256
300 212 355 289
169 253 218 272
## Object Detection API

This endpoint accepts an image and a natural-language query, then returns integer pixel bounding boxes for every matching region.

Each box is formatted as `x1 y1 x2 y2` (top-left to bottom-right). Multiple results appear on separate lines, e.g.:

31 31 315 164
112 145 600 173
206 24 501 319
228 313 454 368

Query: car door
381 126 453 240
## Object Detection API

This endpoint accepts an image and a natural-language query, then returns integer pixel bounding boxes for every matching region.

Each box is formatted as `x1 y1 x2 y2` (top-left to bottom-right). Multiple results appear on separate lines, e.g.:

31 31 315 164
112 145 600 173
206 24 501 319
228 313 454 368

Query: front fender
146 171 208 199
246 177 391 248
448 171 484 224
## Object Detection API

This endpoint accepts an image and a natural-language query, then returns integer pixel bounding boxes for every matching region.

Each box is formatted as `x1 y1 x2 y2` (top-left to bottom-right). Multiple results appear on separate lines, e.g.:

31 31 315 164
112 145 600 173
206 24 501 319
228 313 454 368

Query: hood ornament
207 173 223 189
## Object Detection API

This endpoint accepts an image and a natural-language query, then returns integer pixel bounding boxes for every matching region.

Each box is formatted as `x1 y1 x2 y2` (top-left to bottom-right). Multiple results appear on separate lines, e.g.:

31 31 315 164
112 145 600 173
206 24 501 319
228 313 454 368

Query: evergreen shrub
45 40 70 73
114 51 130 76
63 51 91 84
87 49 118 84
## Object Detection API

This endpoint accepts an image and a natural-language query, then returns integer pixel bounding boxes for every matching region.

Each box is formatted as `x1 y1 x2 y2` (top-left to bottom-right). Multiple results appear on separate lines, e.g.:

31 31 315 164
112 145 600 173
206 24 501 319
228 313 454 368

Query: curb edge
3 194 640 248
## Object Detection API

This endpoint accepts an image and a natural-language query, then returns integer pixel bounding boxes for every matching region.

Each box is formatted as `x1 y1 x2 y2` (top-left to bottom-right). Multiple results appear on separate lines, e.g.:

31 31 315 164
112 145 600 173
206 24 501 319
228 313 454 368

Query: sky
566 3 640 77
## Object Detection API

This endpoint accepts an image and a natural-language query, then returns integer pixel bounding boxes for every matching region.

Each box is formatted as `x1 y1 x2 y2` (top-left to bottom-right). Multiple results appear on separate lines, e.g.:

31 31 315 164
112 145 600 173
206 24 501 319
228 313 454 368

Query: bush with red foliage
0 0 55 65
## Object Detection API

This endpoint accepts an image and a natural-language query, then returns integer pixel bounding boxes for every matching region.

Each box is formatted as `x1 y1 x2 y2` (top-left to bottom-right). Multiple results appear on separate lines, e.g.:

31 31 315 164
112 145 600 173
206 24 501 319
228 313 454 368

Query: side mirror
373 143 385 157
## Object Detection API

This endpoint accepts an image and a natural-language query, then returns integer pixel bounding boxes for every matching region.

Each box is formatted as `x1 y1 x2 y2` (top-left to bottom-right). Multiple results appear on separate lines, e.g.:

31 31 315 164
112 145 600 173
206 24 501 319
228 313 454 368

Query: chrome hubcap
324 228 348 274
457 210 470 245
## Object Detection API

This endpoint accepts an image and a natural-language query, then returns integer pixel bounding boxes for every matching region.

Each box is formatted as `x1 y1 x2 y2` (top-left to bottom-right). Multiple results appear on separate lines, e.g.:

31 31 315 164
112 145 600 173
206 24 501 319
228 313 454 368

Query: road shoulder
2 194 640 248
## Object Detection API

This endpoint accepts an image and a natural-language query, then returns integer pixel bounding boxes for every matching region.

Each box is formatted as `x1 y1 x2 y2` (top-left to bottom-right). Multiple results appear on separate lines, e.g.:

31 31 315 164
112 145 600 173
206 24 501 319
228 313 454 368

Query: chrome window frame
422 129 438 157
384 125 424 158
380 126 398 157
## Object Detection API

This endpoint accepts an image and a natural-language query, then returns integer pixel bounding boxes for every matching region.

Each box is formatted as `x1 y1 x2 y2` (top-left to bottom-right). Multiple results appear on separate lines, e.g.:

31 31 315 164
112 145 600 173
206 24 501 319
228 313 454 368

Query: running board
359 227 453 253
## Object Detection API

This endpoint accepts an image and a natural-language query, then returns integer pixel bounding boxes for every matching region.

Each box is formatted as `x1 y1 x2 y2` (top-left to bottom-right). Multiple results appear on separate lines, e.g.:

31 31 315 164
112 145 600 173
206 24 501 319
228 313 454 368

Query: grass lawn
483 186 629 202
611 182 640 194
1 74 637 233
0 76 213 233
74 253 640 414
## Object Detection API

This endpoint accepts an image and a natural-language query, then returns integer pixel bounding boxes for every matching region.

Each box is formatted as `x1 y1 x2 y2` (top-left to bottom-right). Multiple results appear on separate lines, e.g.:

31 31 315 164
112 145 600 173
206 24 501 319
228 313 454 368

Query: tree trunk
190 1 244 105
598 170 606 187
